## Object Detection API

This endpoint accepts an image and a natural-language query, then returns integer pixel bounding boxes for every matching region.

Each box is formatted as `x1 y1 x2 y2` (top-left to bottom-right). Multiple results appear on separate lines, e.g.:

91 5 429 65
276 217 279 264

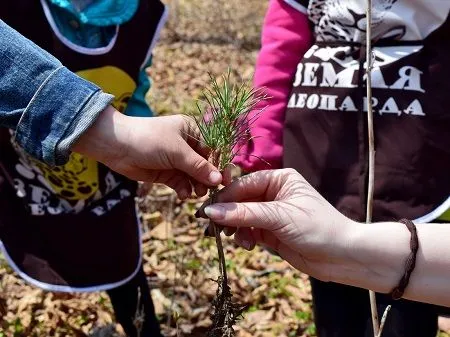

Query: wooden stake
365 2 393 336
364 1 380 336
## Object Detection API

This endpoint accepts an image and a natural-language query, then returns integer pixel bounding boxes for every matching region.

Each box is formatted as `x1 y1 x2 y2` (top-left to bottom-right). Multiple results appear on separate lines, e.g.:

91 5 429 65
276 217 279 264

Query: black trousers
310 277 448 337
106 266 162 337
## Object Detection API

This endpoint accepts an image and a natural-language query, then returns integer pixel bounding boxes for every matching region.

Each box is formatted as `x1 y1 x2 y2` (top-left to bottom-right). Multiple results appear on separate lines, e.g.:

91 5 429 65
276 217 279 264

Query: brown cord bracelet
389 218 419 300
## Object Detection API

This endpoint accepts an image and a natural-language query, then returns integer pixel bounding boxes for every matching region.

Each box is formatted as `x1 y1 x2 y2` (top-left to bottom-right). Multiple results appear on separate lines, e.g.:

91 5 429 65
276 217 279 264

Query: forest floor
1 1 450 336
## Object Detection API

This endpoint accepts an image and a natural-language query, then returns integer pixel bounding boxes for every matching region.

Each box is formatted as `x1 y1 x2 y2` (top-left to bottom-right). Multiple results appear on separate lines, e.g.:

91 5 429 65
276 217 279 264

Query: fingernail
208 171 221 184
204 205 225 220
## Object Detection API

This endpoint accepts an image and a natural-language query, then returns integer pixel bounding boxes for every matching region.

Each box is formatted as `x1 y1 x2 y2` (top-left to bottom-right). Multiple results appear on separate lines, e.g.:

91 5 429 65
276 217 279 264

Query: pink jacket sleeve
233 0 313 172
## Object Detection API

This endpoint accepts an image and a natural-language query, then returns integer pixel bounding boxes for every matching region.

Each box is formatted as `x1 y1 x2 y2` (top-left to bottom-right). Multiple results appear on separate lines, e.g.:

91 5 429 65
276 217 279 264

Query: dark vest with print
283 0 450 223
0 0 166 289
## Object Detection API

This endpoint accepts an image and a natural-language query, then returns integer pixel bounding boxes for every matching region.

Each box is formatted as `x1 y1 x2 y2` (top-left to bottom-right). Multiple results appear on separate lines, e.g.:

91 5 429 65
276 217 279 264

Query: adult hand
198 169 450 307
72 106 222 199
197 168 356 282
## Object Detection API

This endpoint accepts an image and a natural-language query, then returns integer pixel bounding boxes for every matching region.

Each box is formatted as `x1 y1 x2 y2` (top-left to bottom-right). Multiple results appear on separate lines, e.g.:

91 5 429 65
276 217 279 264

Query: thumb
173 142 222 186
203 201 280 230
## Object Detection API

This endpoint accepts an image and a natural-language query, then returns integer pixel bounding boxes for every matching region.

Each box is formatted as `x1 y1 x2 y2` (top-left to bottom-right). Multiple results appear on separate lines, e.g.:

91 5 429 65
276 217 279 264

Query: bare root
207 275 246 337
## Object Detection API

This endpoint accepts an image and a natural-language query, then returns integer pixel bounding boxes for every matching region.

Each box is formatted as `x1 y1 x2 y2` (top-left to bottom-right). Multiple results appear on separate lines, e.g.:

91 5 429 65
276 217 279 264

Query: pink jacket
233 0 313 171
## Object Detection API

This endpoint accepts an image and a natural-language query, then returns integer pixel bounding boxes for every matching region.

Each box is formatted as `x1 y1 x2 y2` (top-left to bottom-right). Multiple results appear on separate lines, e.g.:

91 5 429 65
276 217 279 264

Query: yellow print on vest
32 66 136 201
76 66 136 113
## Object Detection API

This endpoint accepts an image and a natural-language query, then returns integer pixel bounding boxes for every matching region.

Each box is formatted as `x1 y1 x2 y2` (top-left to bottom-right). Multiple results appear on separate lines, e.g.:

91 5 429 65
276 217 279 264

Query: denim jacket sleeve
0 20 114 166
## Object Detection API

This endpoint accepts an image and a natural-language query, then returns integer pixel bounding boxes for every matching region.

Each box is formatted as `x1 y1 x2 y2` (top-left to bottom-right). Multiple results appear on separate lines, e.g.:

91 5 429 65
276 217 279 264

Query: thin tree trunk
365 1 380 336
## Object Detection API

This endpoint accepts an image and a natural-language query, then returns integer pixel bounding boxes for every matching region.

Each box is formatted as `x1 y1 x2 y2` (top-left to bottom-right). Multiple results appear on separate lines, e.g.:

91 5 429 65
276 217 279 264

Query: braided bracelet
389 218 419 300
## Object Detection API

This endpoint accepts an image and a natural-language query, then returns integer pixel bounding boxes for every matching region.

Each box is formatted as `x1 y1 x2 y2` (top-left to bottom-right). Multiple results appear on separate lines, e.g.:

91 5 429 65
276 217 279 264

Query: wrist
326 217 365 284
335 220 410 293
71 105 128 165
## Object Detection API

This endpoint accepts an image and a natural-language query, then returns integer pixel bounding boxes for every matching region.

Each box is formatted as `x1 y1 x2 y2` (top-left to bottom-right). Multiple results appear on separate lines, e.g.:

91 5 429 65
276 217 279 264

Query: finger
234 227 256 250
195 172 276 218
214 170 281 204
123 168 191 199
250 227 280 251
235 228 283 254
173 142 222 187
116 167 158 183
221 163 235 187
234 228 307 276
196 195 267 219
202 201 280 230
196 169 300 218
194 182 208 198
152 170 192 200
195 198 213 219
167 176 192 200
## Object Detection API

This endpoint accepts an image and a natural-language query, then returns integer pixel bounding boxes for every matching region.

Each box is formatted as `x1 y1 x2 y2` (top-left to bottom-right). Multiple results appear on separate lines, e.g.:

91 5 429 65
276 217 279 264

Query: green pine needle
191 68 268 170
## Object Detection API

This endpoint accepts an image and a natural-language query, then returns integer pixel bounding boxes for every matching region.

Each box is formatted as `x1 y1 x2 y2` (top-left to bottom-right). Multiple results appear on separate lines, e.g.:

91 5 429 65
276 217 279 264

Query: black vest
283 1 450 223
0 0 166 290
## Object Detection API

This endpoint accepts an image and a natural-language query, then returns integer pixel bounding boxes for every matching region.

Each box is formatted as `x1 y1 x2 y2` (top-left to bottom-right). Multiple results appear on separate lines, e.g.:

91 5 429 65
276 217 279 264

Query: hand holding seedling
197 169 419 304
72 106 223 199
198 168 353 281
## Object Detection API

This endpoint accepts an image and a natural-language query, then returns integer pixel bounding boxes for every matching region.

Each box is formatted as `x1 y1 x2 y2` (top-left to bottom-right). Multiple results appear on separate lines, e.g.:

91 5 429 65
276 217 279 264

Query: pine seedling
194 70 268 171
191 69 268 337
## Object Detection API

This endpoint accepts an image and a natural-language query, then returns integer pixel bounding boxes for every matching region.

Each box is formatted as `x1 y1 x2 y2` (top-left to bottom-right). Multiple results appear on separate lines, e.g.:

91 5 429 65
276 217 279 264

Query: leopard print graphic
9 137 100 201
308 0 400 42
30 153 99 201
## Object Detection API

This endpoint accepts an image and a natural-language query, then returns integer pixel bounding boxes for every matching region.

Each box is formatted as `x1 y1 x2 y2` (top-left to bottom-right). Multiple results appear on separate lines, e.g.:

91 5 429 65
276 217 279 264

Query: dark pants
106 266 162 337
310 277 444 337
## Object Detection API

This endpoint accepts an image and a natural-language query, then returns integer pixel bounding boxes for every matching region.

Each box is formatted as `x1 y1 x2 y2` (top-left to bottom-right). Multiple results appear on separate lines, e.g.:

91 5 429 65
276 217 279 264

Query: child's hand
72 106 223 199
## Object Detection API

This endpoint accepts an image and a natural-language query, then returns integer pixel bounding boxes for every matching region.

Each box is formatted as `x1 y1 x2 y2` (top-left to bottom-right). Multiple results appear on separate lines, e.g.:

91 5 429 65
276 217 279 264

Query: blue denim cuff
14 66 114 166
56 90 114 165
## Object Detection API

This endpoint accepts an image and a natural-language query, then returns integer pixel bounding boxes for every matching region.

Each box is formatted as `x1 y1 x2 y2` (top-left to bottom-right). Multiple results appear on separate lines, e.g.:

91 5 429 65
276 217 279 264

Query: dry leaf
150 221 173 240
